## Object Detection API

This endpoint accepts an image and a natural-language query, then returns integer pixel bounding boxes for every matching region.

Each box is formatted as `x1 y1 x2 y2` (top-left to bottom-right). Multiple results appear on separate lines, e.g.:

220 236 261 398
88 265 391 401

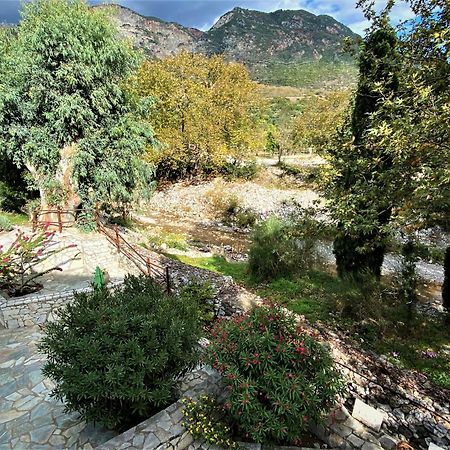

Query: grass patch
0 210 29 226
147 230 189 251
170 253 450 390
168 254 250 285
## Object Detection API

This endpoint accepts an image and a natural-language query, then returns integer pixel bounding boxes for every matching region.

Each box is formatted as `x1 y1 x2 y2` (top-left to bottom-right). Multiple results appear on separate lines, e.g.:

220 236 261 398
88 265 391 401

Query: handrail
95 212 171 293
31 206 171 293
32 207 76 233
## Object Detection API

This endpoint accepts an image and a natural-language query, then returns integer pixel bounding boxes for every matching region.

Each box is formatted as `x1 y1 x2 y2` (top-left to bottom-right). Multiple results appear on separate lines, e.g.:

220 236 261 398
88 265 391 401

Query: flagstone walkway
0 326 117 450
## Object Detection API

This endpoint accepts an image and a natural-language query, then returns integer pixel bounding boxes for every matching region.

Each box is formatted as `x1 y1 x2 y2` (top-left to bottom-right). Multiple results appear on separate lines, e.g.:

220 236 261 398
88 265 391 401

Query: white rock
429 443 445 450
352 399 385 432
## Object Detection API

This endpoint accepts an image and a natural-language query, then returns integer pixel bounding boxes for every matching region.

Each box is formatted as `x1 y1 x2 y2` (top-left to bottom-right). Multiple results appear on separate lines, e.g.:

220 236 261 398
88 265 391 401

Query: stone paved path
0 326 116 450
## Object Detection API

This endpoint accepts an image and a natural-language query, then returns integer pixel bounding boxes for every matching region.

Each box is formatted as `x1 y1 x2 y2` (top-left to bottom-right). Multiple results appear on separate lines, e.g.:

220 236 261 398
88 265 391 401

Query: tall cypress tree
328 16 401 279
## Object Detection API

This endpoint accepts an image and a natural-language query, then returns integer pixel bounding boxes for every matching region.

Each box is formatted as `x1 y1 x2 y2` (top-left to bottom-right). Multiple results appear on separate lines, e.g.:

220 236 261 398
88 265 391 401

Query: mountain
103 6 204 59
98 5 359 88
205 7 357 64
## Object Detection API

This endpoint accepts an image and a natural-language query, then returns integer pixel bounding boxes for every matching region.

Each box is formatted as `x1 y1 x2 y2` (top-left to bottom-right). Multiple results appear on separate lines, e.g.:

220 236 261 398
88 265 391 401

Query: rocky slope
100 5 357 65
102 5 203 58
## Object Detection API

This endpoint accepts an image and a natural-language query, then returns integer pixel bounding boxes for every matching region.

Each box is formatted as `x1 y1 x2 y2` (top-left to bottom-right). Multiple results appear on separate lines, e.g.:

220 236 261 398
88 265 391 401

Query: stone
175 431 194 449
30 424 54 444
238 444 261 450
154 427 172 443
352 399 385 432
49 435 67 446
343 417 366 435
348 434 365 448
361 443 383 450
0 409 28 424
429 444 445 450
143 433 160 449
328 432 347 449
379 435 397 450
331 423 353 438
132 434 145 448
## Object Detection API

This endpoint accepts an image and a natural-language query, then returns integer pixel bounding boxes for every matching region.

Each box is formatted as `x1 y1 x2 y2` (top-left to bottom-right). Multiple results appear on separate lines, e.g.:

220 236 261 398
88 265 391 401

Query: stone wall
95 363 420 450
0 281 123 329
96 366 223 450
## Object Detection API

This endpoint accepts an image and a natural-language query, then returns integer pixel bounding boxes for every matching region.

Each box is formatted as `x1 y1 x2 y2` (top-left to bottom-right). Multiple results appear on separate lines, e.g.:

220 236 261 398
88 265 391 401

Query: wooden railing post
146 257 151 277
95 205 100 231
115 225 121 252
165 267 171 294
57 207 62 233
32 210 38 232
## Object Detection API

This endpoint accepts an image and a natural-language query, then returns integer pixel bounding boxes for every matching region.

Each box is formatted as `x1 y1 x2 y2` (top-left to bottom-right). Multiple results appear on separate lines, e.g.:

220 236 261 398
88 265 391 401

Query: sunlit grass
0 210 29 226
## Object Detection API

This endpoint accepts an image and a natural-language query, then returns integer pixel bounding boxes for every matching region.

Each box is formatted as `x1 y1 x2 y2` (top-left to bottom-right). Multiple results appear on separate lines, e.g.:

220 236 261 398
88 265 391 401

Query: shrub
179 280 216 325
221 160 259 181
205 303 344 444
234 208 258 229
0 228 76 296
40 275 202 430
182 396 237 449
248 209 322 280
0 215 12 232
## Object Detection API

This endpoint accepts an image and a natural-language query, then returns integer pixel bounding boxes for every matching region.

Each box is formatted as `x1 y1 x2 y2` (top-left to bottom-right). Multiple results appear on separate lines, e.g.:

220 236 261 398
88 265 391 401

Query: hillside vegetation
102 4 359 90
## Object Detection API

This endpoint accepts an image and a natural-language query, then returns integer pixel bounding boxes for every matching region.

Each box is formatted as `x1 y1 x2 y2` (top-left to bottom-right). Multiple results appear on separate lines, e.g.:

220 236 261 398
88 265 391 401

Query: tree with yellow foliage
130 52 264 179
292 90 350 154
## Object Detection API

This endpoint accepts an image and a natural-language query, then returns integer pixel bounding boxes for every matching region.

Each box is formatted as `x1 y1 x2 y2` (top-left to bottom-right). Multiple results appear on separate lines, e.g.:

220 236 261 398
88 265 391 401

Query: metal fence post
115 225 120 252
32 210 38 232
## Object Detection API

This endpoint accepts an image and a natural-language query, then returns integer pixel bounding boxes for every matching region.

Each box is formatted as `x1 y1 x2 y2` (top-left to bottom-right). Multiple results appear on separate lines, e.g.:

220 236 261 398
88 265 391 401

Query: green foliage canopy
40 275 202 430
0 0 155 211
325 16 402 279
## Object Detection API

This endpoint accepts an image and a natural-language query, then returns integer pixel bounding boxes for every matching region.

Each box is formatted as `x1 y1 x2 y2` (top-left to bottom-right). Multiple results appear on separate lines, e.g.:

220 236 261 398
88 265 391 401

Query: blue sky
0 0 415 35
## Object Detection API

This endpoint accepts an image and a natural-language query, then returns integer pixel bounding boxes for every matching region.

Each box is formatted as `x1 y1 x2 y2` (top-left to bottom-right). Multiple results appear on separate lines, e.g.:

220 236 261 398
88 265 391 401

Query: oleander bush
40 275 202 430
205 303 345 444
0 228 75 296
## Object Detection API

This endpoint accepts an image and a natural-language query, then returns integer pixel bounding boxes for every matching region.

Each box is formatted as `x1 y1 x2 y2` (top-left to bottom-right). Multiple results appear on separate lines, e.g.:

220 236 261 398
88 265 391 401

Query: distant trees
292 91 350 154
0 0 155 214
325 16 401 279
130 52 265 180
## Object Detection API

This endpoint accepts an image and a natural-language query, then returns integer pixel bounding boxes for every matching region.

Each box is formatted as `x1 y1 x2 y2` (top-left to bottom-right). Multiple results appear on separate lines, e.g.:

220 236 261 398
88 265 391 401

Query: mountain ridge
101 4 358 66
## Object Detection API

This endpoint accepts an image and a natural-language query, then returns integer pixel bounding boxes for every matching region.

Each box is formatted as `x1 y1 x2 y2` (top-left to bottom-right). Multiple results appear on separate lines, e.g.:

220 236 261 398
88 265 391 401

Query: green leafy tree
0 0 155 214
325 14 401 279
130 52 264 180
292 90 350 154
356 0 450 304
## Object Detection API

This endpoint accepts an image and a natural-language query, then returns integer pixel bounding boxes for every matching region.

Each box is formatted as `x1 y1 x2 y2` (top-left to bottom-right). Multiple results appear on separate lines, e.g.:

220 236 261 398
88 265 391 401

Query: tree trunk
26 145 81 228
334 232 385 280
